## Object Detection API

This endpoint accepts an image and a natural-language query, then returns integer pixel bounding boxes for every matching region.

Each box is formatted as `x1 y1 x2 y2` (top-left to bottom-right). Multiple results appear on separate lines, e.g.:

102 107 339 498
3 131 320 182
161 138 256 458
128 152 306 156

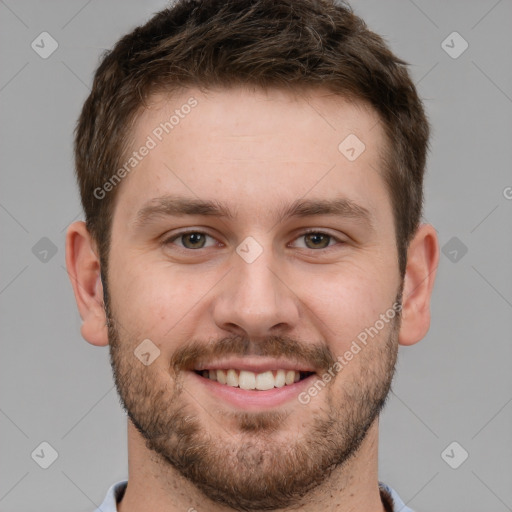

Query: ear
398 223 439 346
65 221 109 347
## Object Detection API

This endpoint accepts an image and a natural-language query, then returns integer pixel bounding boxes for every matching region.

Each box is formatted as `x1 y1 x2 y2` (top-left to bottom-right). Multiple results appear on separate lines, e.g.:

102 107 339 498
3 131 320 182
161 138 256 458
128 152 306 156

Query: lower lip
189 371 316 410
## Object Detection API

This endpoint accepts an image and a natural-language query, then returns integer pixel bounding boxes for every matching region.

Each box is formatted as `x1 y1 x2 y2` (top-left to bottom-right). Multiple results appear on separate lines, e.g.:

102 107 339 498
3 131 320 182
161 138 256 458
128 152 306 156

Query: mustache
170 334 337 374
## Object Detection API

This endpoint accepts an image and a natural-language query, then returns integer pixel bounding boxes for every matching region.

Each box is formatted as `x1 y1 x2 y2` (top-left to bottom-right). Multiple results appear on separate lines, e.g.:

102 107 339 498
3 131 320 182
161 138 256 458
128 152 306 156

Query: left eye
291 231 339 250
163 230 341 250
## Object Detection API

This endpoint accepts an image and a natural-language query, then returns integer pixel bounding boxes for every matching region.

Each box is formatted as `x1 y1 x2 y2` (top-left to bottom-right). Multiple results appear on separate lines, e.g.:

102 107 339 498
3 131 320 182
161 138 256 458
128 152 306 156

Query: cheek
303 263 395 350
108 258 227 362
108 259 201 336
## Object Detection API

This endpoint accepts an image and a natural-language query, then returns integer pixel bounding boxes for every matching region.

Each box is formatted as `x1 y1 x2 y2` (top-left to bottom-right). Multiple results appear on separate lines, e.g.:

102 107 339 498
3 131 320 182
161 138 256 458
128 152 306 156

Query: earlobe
398 223 439 347
65 221 109 347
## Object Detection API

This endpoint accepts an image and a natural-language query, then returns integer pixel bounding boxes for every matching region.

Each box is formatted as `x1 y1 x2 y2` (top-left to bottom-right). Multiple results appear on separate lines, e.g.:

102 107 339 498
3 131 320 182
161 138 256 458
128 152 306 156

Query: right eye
162 230 219 250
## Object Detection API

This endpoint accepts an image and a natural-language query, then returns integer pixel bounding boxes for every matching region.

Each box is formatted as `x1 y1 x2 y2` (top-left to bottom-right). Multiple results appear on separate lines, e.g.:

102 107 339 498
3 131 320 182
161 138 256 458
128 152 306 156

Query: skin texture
66 86 439 512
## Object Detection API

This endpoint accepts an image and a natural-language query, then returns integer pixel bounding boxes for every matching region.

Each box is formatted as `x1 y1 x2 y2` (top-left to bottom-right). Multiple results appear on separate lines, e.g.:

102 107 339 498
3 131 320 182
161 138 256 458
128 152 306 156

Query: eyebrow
133 194 374 231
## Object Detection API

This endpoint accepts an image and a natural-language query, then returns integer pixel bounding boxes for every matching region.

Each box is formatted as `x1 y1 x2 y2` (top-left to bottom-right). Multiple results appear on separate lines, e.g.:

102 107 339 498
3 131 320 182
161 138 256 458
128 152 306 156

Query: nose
212 245 300 338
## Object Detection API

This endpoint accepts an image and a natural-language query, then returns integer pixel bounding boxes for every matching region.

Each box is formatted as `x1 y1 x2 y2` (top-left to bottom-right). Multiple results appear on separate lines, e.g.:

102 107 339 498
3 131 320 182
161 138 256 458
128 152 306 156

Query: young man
65 0 439 510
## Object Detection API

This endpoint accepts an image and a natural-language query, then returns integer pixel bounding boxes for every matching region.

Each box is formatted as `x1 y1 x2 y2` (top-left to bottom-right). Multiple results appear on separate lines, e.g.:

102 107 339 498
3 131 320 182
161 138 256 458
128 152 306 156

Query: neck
118 419 385 512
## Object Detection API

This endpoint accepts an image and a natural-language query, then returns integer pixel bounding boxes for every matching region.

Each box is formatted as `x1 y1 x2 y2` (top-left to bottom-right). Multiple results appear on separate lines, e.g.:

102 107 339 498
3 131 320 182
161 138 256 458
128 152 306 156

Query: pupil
186 233 204 248
307 233 329 249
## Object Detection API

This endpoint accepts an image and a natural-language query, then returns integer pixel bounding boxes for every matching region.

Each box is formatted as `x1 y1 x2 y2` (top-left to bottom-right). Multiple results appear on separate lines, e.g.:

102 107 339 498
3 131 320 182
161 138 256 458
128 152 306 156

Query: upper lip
192 357 318 374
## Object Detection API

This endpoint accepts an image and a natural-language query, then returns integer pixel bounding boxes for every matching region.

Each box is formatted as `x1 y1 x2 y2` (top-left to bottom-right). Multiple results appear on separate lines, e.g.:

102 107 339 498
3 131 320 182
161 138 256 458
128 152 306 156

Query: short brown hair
74 0 430 279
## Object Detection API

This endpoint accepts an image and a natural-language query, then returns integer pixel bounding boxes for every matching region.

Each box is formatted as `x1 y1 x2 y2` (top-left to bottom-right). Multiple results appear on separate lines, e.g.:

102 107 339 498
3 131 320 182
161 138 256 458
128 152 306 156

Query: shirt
93 480 414 511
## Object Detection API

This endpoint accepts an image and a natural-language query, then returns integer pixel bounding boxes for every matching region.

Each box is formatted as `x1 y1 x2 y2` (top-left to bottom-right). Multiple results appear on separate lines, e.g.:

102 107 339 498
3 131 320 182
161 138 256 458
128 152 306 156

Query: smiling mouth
194 369 315 391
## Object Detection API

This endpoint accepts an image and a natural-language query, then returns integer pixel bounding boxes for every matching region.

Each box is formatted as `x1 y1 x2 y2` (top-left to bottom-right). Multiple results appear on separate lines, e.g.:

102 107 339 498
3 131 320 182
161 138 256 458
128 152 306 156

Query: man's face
104 87 403 509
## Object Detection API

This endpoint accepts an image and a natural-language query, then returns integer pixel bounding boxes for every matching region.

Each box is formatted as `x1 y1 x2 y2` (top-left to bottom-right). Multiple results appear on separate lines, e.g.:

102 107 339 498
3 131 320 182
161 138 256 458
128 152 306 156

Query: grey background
1 1 511 511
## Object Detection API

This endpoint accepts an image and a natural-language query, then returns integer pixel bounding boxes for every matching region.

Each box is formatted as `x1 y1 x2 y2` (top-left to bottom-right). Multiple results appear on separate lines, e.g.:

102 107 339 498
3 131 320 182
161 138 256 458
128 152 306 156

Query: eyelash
162 229 345 251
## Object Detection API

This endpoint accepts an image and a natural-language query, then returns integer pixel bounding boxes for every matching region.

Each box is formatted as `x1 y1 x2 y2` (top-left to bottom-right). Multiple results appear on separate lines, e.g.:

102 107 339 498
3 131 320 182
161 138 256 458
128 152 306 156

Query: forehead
113 86 392 230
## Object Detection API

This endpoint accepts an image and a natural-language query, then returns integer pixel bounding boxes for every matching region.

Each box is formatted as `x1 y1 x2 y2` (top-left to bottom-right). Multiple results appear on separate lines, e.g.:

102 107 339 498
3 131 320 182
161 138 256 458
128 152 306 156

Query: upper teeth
202 369 302 390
